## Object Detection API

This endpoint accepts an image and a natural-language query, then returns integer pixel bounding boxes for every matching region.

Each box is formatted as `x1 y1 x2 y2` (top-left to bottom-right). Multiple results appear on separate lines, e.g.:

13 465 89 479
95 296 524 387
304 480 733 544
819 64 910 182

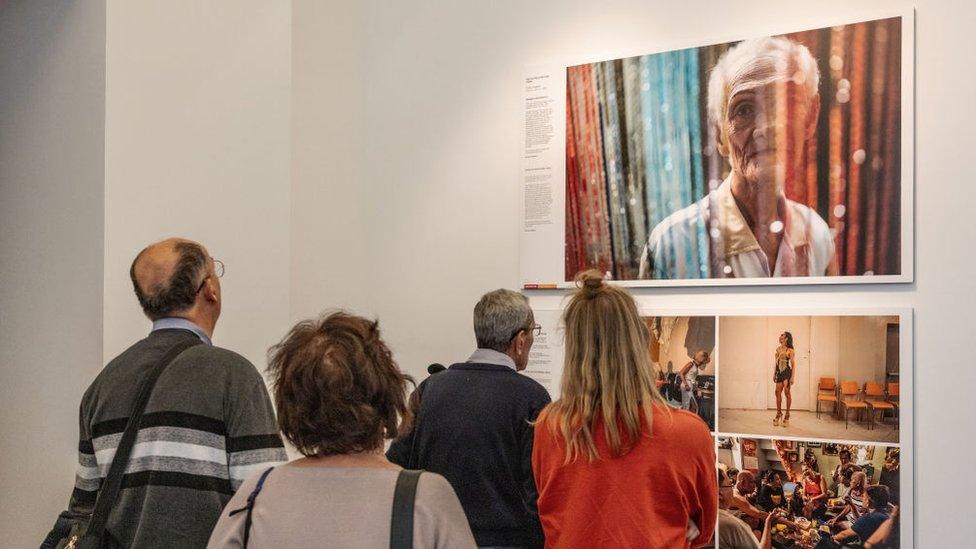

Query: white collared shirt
639 177 834 279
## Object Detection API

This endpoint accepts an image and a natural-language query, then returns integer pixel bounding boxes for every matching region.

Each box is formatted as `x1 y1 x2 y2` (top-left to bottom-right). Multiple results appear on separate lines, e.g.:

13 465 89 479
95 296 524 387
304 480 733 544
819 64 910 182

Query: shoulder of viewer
180 344 263 379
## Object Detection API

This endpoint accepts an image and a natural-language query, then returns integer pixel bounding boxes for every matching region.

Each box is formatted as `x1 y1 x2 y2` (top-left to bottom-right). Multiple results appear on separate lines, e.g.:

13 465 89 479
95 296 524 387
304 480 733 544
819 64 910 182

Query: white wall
839 315 898 385
290 1 369 321
289 1 973 544
103 1 292 368
810 316 841 406
719 316 769 409
0 1 105 546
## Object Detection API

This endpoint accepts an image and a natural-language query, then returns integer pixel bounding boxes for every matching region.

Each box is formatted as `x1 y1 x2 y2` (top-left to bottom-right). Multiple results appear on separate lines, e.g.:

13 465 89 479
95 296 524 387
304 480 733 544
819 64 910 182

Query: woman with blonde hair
531 270 717 548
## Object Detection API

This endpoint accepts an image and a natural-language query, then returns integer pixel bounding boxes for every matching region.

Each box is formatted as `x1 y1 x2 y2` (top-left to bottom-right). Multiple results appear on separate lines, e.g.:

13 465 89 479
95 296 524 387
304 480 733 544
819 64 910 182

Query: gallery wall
292 1 972 544
102 1 292 370
0 1 106 547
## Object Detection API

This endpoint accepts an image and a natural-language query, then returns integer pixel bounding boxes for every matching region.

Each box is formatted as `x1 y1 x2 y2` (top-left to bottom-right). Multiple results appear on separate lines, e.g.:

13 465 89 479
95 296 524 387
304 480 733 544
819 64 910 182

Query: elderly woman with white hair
639 36 835 279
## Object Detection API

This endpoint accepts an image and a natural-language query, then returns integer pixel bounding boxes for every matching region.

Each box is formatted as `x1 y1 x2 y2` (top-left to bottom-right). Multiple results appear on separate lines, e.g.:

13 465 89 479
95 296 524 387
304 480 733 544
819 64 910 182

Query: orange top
532 406 717 548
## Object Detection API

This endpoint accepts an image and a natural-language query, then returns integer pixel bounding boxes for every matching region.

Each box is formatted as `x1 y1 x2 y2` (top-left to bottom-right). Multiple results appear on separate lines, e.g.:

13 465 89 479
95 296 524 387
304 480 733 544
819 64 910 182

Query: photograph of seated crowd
644 315 716 430
719 315 900 443
564 16 903 281
717 437 900 548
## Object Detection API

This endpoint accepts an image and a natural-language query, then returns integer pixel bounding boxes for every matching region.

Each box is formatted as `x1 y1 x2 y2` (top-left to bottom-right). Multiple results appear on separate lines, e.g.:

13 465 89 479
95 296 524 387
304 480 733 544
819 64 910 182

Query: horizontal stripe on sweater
92 411 227 439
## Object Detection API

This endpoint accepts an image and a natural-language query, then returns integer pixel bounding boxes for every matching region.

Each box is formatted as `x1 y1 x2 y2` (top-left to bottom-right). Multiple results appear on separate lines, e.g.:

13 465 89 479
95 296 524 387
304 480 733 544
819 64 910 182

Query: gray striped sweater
68 328 287 548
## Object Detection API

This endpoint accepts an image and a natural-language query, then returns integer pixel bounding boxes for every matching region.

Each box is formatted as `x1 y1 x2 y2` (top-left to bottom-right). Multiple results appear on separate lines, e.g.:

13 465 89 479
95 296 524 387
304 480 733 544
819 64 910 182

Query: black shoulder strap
227 466 274 549
81 337 203 547
390 470 422 549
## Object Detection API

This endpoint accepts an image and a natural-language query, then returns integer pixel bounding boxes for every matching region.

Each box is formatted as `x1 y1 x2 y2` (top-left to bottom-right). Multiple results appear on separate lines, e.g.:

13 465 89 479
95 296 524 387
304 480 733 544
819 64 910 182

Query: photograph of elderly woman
718 315 901 443
716 438 900 548
565 16 903 282
643 316 716 430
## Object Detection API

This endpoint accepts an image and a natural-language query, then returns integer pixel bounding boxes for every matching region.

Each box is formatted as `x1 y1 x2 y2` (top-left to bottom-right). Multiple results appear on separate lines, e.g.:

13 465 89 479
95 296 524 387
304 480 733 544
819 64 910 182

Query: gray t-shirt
718 509 761 549
207 465 476 548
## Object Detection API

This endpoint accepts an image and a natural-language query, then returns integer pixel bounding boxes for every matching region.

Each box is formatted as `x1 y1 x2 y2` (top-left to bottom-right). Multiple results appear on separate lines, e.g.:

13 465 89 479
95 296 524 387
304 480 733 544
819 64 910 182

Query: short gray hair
707 36 820 131
473 289 533 352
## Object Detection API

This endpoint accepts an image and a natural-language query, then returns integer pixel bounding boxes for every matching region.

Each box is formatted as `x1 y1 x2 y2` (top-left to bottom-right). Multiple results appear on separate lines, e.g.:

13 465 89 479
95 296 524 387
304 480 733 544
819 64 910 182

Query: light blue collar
151 317 212 346
467 348 516 370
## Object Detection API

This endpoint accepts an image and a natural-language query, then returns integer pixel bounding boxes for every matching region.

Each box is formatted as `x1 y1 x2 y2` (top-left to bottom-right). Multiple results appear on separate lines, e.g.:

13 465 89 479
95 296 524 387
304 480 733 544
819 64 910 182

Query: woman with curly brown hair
207 312 475 548
531 271 717 548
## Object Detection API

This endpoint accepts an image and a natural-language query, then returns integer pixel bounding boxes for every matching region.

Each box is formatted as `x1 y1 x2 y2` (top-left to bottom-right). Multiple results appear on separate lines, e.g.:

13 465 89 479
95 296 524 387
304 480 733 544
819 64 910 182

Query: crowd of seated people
721 450 901 549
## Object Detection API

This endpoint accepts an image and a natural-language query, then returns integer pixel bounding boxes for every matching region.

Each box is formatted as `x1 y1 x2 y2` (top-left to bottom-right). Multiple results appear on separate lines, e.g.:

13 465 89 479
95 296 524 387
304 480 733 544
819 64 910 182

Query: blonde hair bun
576 269 606 296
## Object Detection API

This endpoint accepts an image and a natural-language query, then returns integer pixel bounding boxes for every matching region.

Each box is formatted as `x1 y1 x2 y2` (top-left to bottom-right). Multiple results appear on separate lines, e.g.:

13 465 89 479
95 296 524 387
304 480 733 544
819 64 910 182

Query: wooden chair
886 382 900 425
816 377 838 419
839 381 868 430
863 382 896 429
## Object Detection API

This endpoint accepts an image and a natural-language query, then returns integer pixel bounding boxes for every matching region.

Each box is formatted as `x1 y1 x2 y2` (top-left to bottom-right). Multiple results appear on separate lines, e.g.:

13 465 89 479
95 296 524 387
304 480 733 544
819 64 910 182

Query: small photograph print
718 315 901 443
717 437 901 548
643 315 715 430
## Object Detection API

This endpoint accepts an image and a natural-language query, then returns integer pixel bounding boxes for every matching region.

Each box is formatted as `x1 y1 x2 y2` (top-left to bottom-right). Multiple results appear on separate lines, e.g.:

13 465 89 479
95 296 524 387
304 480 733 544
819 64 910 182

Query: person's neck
177 309 215 339
291 449 397 470
730 173 785 234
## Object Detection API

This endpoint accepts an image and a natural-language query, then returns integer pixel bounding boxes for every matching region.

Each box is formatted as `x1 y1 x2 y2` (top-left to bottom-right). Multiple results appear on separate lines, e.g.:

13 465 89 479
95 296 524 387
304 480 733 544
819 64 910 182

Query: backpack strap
80 337 203 548
390 470 423 549
227 466 275 549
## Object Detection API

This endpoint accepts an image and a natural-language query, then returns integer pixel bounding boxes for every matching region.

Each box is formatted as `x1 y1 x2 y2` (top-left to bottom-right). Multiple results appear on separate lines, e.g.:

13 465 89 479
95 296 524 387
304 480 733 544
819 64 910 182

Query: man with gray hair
387 289 550 549
639 36 835 279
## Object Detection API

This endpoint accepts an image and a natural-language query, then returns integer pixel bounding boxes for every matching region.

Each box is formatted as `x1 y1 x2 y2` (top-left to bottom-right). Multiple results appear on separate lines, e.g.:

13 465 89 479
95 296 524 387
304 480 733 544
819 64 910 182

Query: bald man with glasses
48 238 285 549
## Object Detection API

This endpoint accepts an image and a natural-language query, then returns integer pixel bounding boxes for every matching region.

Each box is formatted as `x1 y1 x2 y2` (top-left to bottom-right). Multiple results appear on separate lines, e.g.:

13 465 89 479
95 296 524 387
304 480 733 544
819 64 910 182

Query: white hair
706 36 820 129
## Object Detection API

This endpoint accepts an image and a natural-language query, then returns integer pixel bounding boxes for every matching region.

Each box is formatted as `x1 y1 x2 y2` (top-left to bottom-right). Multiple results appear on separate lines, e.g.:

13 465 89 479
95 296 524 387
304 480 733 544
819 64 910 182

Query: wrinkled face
722 77 817 191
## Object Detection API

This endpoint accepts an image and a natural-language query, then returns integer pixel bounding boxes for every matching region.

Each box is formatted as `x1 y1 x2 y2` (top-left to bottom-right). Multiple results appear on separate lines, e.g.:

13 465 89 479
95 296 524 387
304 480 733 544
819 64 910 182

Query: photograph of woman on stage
773 332 795 427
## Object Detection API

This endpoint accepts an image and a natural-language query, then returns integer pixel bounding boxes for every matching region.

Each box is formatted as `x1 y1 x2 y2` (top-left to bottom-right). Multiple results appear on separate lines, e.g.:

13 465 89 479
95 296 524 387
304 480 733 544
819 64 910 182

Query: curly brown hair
267 311 414 456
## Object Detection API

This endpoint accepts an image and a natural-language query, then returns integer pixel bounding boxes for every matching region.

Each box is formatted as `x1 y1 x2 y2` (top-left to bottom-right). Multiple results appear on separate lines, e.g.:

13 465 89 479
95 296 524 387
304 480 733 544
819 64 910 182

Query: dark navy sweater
387 362 551 548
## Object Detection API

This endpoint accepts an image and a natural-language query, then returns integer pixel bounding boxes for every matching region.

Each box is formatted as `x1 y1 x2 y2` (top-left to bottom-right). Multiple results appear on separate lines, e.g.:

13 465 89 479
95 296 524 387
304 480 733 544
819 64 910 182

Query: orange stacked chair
886 382 900 426
863 382 896 430
816 377 838 419
839 381 868 430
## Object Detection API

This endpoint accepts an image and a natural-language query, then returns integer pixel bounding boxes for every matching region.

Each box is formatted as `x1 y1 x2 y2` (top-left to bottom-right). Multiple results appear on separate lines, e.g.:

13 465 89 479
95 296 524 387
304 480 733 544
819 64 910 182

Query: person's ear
715 122 731 157
204 277 219 303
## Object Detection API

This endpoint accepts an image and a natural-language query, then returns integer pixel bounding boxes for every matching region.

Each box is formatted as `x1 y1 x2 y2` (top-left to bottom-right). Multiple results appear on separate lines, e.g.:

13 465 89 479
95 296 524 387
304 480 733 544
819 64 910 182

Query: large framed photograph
520 12 914 288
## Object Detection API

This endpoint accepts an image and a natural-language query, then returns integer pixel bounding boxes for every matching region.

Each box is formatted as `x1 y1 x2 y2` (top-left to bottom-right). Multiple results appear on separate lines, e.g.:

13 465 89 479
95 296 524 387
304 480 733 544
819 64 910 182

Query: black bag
231 468 424 549
41 338 203 549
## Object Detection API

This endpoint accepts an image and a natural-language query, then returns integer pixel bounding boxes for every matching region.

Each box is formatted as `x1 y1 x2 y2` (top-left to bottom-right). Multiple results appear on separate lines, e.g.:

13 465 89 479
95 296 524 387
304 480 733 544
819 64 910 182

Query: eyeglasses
509 323 542 343
195 258 224 294
720 483 735 489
